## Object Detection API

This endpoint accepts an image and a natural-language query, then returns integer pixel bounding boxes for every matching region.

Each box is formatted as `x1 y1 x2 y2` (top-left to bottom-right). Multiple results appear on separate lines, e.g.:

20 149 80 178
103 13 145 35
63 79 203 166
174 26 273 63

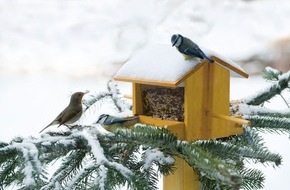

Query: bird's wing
110 116 139 124
58 106 82 126
185 48 213 62
184 48 203 59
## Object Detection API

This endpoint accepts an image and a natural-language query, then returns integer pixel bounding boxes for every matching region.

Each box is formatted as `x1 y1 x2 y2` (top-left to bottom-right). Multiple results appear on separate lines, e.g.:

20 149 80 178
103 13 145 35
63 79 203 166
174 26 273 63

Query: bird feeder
114 44 250 190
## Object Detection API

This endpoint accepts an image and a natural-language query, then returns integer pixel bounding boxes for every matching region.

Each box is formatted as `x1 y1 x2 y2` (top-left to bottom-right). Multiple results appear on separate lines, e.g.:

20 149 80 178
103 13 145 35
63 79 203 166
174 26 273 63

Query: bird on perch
171 34 214 63
39 91 89 133
96 114 139 132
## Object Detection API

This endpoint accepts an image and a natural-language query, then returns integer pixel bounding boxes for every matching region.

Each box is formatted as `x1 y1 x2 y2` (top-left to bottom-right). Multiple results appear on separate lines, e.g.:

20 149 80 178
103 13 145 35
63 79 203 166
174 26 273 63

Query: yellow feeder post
114 44 249 190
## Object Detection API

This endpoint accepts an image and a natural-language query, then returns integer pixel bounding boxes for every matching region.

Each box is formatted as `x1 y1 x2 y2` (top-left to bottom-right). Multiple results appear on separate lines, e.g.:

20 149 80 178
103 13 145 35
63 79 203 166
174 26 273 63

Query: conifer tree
0 68 290 190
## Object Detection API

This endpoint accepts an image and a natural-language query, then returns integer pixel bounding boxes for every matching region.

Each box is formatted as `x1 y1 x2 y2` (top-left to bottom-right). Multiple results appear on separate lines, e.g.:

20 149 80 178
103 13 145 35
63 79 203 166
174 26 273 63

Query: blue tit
171 34 214 62
96 114 139 132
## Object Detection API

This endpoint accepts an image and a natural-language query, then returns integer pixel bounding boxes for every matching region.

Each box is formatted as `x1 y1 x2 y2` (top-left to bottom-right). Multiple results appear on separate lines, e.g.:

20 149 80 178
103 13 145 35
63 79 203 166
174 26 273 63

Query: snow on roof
114 44 248 86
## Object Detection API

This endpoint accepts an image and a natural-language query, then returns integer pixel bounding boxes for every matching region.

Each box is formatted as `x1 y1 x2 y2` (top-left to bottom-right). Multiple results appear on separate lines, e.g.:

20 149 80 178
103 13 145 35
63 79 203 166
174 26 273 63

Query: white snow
80 129 133 178
143 148 174 170
264 66 281 75
65 159 94 189
115 44 200 83
11 142 42 187
239 104 289 115
115 44 247 83
94 165 107 190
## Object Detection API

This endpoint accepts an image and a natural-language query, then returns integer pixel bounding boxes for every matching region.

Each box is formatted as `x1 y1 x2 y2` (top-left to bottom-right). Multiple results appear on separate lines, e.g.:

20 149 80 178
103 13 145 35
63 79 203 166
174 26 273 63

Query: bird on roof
171 34 214 63
95 114 139 132
39 91 89 133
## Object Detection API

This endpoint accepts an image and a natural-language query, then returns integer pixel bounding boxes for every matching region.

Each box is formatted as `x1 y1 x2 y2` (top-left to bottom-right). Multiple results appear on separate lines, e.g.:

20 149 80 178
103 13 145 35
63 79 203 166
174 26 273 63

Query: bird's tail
39 121 56 133
39 125 51 133
124 116 139 122
123 116 139 129
198 49 214 63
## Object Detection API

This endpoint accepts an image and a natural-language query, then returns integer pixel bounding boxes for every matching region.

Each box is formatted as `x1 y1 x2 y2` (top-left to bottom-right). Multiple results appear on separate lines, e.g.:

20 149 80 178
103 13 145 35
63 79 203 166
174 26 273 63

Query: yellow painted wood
184 61 208 140
212 56 249 78
182 62 246 140
138 115 185 138
163 158 200 190
207 112 251 126
132 83 144 115
207 63 244 138
174 62 205 86
115 76 179 87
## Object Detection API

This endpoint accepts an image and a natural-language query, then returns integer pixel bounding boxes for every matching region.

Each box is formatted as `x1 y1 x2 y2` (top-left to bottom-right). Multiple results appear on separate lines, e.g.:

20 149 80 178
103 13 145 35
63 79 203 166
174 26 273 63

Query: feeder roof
114 44 248 87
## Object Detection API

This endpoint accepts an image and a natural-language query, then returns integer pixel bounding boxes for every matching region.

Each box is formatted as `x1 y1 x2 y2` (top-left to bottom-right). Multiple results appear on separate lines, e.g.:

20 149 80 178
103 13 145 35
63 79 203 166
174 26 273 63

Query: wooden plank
132 83 144 115
184 61 208 140
138 115 185 139
212 56 249 78
114 76 178 87
207 111 251 126
207 63 244 138
163 158 200 190
174 62 205 86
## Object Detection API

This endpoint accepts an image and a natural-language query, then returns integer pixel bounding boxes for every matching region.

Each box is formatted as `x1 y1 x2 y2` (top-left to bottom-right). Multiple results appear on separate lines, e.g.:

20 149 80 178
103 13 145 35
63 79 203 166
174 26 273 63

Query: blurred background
1 0 290 189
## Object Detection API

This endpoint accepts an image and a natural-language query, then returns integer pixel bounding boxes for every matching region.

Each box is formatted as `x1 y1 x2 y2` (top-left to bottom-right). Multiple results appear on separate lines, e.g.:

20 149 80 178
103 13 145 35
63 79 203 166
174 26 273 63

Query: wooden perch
207 111 251 126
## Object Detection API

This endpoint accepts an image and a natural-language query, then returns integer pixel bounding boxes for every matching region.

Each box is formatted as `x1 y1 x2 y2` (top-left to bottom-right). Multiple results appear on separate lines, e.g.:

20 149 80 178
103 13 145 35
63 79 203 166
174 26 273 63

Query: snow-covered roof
114 44 248 87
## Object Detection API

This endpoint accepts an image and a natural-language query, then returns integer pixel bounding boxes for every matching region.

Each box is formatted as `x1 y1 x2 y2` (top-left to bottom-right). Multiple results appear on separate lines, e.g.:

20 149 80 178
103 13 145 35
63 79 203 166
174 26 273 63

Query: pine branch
239 103 290 117
245 69 290 105
194 138 281 167
180 143 241 188
82 81 132 114
107 80 132 112
240 168 265 190
83 92 112 112
245 115 290 134
114 125 242 187
262 67 282 81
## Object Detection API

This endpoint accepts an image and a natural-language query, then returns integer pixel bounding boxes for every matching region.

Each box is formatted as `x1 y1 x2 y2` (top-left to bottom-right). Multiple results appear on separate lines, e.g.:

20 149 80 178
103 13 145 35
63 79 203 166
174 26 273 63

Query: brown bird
39 91 89 133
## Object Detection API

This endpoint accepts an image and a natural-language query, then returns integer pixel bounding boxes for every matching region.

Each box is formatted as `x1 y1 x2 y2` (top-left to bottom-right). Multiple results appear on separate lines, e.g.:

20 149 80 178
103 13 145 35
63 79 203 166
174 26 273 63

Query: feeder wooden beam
207 111 251 126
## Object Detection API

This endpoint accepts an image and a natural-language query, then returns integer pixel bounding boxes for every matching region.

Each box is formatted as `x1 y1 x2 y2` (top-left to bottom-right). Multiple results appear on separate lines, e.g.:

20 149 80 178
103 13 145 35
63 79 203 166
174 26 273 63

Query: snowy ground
1 0 290 189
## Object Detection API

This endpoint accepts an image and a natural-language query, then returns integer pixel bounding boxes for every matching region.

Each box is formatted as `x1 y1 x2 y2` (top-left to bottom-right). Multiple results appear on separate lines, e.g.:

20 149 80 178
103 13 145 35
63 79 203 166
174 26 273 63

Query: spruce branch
194 138 281 167
107 80 132 112
240 168 265 190
245 115 290 134
82 81 132 114
238 103 290 117
114 125 243 188
245 68 290 105
181 143 241 188
83 92 112 112
0 124 263 190
262 67 282 81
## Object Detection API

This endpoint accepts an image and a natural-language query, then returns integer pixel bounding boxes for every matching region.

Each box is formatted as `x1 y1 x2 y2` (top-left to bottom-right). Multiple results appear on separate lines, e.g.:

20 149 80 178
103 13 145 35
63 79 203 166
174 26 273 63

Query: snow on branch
1 123 276 190
82 80 132 113
245 115 290 134
107 80 132 112
245 68 290 105
239 103 290 117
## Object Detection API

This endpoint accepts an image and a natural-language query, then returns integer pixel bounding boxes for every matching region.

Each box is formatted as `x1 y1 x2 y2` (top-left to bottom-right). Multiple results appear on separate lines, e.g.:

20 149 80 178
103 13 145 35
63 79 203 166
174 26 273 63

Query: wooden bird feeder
114 44 250 190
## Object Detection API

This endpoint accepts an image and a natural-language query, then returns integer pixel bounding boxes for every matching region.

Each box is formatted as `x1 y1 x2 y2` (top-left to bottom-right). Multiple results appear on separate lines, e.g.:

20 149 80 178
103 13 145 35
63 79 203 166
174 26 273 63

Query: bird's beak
84 90 90 94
